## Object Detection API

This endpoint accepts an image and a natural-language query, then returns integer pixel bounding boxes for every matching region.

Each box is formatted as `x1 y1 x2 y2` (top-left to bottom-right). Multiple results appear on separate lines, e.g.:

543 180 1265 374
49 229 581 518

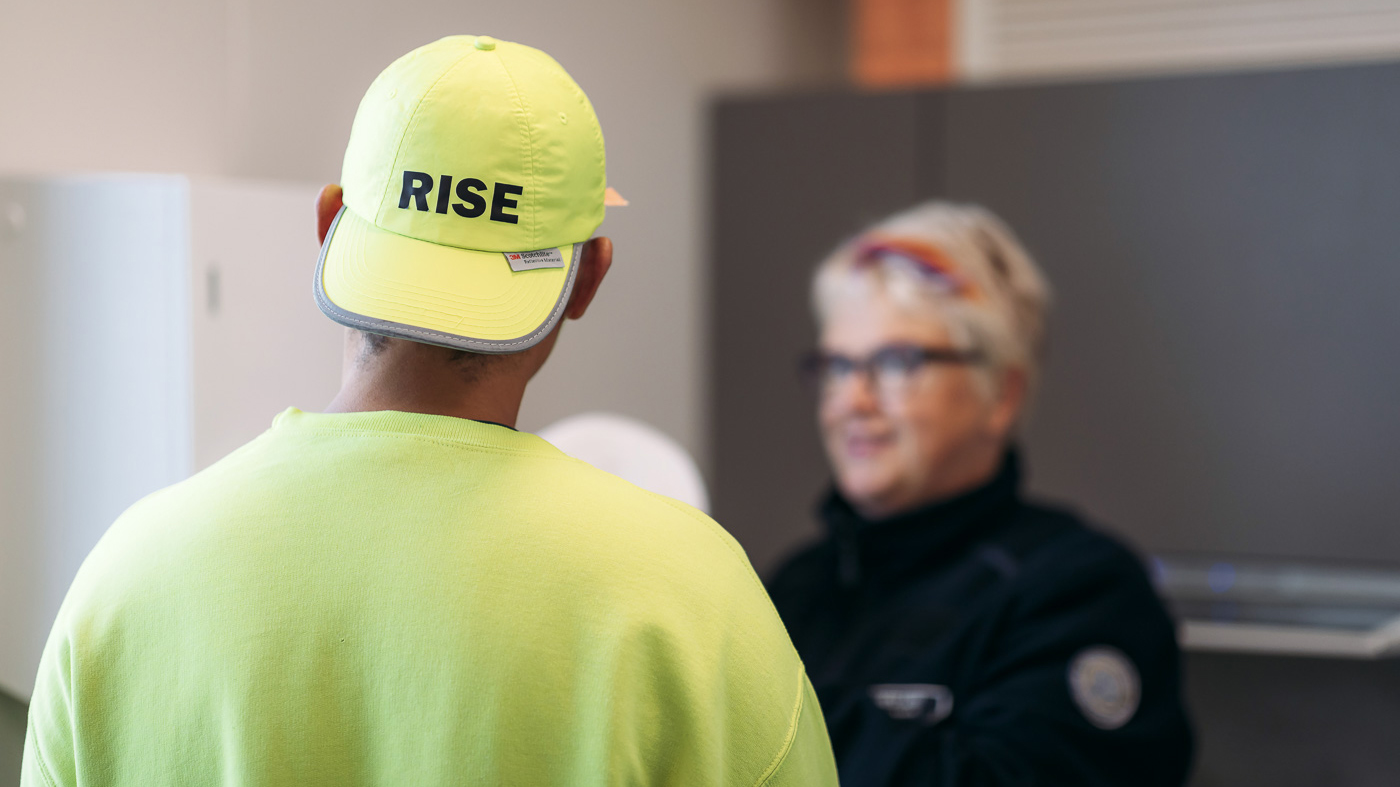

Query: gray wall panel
943 64 1400 561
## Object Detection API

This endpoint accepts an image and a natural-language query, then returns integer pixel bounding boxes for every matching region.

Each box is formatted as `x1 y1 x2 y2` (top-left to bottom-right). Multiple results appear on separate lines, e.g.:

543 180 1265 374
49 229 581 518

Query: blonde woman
768 202 1192 786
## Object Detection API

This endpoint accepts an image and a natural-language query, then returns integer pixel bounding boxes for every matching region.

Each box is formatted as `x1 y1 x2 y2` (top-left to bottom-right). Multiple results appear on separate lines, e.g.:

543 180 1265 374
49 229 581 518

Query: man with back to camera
766 202 1193 785
22 36 838 786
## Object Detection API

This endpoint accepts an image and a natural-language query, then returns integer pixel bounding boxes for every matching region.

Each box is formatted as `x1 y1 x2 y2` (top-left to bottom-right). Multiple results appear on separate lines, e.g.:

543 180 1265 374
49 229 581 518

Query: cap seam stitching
582 92 606 202
319 281 564 350
515 47 605 225
491 51 540 249
377 47 477 222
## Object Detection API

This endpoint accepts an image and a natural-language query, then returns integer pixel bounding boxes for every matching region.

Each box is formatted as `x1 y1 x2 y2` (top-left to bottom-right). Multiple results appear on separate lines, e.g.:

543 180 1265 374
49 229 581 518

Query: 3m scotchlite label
505 247 566 271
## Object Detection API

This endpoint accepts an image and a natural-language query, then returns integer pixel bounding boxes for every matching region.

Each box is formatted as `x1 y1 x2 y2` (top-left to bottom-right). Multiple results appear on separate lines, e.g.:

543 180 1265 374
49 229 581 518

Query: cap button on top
474 36 497 51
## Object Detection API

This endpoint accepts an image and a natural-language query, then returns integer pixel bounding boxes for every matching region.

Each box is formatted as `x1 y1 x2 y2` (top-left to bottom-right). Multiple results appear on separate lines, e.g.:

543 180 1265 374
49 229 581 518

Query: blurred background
4 1 1400 785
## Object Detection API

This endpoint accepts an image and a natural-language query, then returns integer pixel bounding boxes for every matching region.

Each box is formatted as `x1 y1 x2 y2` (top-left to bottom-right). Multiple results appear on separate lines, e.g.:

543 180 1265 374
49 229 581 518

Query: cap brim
314 207 581 354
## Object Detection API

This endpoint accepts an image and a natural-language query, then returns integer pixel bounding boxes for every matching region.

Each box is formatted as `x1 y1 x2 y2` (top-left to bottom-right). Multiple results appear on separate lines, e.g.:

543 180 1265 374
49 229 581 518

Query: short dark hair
357 330 509 381
359 330 394 356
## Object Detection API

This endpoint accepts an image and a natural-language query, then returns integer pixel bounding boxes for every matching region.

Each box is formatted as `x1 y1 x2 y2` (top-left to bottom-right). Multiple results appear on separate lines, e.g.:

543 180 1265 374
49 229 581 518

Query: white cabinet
0 176 343 700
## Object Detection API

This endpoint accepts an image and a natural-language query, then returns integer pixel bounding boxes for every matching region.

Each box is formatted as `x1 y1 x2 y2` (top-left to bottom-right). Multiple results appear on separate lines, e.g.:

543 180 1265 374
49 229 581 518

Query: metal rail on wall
1153 554 1400 659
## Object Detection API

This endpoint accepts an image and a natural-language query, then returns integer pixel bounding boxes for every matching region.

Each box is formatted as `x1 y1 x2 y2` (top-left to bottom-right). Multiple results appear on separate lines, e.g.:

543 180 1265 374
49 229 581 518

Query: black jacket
767 455 1193 786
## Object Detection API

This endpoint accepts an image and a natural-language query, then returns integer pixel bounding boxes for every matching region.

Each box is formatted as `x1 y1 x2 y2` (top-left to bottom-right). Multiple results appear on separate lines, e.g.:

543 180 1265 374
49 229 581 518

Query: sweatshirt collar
271 408 554 455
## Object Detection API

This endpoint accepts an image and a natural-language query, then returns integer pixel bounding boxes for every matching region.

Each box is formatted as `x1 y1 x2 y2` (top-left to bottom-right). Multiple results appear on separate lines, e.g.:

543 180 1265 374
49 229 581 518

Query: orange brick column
852 0 955 87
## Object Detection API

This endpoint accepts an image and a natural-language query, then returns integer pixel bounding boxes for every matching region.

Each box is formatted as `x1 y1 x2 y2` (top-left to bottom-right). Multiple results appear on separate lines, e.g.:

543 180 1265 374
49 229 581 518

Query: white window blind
958 0 1400 82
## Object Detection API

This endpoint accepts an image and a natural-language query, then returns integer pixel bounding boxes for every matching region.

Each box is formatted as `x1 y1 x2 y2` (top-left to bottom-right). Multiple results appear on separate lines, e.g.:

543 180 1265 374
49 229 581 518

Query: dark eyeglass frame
799 344 988 392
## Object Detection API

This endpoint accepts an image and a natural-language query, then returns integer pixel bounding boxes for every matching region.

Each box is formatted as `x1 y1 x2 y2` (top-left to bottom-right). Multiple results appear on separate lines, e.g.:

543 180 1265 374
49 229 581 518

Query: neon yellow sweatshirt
23 409 837 786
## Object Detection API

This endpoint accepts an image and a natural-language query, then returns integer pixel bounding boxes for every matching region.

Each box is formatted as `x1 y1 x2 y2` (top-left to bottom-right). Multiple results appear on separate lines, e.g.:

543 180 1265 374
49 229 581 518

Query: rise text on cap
399 170 524 224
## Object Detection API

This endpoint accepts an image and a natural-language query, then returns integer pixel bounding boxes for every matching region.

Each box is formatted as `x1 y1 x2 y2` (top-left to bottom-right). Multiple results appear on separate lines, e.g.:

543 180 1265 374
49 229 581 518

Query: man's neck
324 344 529 427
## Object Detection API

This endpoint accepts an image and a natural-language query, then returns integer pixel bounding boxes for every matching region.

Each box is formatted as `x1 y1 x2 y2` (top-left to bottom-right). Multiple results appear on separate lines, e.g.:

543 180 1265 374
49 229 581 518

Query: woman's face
818 292 1022 520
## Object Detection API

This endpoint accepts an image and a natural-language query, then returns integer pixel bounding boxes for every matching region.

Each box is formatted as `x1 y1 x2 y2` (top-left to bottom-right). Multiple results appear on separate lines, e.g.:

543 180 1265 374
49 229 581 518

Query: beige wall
0 0 842 464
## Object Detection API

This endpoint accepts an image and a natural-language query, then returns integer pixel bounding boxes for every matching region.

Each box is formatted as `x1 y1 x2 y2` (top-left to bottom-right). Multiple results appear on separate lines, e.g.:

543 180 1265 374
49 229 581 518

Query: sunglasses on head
852 237 982 302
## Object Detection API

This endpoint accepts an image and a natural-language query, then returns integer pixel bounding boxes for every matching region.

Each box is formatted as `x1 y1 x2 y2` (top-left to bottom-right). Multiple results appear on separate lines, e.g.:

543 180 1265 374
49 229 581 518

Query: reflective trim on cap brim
313 206 583 354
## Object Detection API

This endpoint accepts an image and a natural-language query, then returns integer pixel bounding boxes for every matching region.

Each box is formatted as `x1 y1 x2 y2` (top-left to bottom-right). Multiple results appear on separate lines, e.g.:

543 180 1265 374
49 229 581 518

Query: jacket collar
820 451 1023 589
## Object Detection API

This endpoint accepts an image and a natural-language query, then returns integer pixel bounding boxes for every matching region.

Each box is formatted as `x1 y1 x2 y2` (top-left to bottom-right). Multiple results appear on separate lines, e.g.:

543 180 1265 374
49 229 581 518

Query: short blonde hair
812 201 1052 393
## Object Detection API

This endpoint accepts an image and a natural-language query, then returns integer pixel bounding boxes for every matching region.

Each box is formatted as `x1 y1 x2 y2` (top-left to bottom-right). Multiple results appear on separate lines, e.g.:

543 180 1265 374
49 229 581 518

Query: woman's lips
843 433 893 459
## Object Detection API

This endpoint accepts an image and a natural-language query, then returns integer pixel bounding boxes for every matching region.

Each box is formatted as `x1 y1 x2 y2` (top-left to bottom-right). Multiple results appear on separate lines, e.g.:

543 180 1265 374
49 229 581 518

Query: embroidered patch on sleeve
1068 646 1141 730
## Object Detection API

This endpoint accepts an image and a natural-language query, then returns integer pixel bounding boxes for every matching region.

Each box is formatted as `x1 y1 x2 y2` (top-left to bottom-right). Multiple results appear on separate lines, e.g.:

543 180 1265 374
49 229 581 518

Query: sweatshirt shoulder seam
28 716 62 787
752 669 808 787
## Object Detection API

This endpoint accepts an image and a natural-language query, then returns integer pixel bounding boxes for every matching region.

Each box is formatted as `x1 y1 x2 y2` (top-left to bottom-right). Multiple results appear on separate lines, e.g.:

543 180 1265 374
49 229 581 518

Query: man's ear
316 184 344 245
564 236 613 320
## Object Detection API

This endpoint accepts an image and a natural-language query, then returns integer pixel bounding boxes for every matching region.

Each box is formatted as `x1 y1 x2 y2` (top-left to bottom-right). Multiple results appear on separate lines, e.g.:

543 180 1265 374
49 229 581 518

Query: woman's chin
838 476 903 514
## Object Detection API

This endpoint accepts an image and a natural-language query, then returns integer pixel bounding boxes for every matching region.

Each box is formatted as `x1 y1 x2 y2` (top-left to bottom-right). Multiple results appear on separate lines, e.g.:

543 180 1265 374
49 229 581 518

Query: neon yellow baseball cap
315 35 623 353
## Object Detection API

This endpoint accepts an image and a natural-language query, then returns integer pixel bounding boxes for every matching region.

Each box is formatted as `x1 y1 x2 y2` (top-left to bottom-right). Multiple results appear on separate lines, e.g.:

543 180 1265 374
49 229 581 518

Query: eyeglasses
800 344 986 399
